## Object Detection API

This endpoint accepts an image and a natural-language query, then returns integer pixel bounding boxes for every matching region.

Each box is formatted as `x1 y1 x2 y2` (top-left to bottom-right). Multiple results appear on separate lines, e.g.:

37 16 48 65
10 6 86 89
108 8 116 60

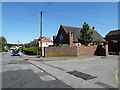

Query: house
24 37 53 48
53 25 105 46
30 39 39 47
106 30 120 54
39 37 53 47
10 46 19 50
24 43 31 48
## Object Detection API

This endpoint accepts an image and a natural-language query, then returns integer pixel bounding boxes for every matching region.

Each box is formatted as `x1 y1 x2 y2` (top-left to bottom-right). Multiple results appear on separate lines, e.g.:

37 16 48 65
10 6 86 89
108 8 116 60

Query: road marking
115 69 120 84
39 75 56 81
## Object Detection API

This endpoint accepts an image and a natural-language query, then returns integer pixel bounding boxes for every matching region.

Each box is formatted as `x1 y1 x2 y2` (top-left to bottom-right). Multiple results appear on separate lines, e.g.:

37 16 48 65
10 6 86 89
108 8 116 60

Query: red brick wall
77 45 98 56
45 46 77 57
45 45 105 57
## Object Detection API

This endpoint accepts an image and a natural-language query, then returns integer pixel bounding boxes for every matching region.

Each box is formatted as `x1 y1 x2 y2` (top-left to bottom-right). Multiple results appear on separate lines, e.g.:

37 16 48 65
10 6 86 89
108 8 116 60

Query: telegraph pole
37 11 42 58
40 11 42 57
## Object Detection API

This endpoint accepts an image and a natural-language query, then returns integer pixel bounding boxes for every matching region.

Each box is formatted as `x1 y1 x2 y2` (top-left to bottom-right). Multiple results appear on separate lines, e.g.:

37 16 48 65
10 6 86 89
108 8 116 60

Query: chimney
69 31 73 46
53 35 57 46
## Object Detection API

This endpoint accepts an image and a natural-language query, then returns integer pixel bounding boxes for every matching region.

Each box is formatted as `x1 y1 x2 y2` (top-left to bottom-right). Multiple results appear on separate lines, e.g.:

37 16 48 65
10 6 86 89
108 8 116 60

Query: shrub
21 47 40 55
94 40 102 45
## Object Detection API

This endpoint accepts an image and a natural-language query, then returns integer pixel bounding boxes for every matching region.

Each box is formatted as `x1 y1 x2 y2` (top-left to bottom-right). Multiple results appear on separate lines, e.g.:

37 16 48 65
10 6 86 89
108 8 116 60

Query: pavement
21 52 119 89
21 52 104 61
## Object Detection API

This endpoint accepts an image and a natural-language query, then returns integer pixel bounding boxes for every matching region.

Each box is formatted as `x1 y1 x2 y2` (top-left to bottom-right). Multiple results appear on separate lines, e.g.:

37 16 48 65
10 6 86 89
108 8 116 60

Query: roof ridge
110 30 120 32
62 25 94 30
62 25 82 29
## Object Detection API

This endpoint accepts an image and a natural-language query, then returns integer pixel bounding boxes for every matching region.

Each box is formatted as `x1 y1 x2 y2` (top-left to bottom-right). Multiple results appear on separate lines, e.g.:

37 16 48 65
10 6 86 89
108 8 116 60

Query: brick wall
45 46 77 57
77 45 98 56
44 45 107 57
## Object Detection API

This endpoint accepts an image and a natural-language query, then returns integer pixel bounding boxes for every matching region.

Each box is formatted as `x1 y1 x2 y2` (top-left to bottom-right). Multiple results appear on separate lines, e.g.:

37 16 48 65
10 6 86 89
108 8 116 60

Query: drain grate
67 70 97 80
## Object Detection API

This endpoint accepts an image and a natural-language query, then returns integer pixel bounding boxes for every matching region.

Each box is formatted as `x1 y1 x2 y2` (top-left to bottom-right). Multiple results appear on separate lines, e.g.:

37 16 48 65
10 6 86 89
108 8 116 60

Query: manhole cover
67 70 97 80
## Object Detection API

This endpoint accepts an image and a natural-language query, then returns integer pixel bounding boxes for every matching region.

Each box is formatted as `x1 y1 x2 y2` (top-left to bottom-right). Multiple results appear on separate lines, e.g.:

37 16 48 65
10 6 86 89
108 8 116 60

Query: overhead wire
46 3 115 13
43 1 54 12
3 1 54 26
19 2 40 12
44 11 116 28
3 12 38 26
44 12 82 25
3 2 117 29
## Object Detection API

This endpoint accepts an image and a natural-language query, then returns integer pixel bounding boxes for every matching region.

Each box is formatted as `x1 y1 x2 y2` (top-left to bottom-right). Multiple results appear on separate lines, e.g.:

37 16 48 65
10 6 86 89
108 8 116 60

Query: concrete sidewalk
27 55 118 88
21 52 104 61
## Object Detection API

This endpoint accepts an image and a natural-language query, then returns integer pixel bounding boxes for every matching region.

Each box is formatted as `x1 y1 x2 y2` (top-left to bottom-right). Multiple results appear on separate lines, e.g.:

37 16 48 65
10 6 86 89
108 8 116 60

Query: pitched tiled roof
39 37 53 43
106 30 120 36
61 25 105 42
42 37 53 43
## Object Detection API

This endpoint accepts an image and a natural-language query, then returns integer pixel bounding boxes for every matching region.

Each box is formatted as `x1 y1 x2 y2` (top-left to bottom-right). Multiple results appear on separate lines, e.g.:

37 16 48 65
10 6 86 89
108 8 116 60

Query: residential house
24 43 31 48
106 30 120 54
39 37 53 47
10 46 19 50
53 25 105 46
24 37 53 48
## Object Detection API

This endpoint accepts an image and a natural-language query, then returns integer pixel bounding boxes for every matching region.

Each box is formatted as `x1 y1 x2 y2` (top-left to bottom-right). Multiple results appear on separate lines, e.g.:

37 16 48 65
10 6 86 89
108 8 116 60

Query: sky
2 2 118 44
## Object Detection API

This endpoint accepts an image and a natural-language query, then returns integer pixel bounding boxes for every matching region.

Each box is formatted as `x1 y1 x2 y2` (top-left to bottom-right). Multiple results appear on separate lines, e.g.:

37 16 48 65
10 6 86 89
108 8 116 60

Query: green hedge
0 47 5 53
20 47 40 55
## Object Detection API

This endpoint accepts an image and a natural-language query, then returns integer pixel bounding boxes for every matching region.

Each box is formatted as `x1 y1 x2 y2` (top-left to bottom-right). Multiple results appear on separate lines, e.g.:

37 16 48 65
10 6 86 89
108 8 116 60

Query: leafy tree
0 36 7 46
78 22 94 46
0 36 7 52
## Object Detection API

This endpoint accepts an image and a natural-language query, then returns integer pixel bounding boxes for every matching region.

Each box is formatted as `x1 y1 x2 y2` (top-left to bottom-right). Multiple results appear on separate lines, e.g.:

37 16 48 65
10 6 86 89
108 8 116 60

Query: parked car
5 50 8 52
12 49 20 56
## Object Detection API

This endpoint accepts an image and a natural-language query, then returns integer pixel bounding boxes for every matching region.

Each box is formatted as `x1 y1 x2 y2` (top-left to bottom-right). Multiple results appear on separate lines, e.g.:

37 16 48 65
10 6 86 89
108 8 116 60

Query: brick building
106 30 120 54
53 25 105 46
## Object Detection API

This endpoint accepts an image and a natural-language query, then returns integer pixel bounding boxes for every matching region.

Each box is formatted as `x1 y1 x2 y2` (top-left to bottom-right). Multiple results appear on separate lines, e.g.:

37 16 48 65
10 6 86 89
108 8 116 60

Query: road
1 51 119 89
1 52 72 88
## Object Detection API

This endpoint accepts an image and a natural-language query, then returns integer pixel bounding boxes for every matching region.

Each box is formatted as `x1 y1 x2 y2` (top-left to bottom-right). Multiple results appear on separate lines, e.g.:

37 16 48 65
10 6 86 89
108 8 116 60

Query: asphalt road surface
2 52 72 88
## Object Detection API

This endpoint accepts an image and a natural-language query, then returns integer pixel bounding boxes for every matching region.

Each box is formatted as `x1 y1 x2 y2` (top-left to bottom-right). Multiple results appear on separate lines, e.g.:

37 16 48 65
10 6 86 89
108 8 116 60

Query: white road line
39 75 56 81
115 69 120 84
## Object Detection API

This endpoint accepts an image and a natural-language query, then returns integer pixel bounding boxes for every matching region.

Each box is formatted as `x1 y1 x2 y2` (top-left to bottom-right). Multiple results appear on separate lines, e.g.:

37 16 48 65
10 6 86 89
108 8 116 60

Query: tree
78 22 94 46
0 36 7 46
0 36 7 52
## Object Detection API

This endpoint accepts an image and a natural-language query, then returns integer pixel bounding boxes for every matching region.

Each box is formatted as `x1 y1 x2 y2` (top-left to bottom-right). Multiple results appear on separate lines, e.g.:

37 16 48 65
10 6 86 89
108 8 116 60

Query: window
59 35 63 41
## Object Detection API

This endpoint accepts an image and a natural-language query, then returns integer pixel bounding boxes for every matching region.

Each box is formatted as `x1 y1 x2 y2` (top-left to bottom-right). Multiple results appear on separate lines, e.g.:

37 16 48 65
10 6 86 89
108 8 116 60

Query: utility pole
40 11 42 57
37 11 42 58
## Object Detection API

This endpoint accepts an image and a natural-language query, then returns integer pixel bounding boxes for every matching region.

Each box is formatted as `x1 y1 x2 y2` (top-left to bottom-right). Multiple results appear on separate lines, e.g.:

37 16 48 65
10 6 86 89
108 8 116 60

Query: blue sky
2 2 118 44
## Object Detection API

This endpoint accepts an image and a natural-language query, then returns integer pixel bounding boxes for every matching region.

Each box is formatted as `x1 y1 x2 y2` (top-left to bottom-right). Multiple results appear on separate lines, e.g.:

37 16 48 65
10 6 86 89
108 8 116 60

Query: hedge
20 47 40 55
